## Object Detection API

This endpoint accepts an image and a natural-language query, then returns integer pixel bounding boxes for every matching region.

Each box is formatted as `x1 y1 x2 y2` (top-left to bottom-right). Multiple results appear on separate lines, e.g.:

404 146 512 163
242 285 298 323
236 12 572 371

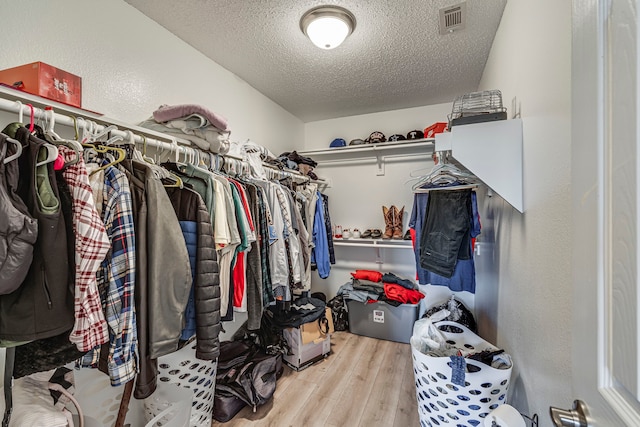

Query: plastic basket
411 321 512 427
145 341 217 427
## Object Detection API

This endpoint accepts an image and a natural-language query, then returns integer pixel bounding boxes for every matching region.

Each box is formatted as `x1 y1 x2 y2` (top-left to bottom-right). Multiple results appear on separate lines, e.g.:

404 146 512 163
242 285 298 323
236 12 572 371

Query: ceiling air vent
439 2 466 35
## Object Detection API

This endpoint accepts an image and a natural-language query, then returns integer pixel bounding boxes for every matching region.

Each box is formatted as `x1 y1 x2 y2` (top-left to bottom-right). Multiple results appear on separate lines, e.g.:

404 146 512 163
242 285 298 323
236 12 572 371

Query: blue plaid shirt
82 165 139 386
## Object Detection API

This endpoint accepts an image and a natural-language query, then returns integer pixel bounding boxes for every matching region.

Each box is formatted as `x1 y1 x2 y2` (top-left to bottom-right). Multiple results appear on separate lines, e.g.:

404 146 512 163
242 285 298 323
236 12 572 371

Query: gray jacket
120 160 192 399
0 133 38 290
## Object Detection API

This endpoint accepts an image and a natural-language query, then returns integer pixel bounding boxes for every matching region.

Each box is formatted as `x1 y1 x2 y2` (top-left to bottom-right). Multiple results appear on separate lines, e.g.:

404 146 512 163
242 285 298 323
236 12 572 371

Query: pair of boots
382 205 404 240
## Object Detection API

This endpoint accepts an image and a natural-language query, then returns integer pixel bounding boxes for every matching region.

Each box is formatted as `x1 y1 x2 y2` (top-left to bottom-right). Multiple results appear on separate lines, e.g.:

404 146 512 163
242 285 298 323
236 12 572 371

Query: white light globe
306 16 350 49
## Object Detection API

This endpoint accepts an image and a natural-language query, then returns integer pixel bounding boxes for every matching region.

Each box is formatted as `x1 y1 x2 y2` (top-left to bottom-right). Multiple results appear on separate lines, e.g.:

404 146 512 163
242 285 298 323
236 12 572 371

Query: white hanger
2 134 22 164
35 143 59 167
15 100 23 124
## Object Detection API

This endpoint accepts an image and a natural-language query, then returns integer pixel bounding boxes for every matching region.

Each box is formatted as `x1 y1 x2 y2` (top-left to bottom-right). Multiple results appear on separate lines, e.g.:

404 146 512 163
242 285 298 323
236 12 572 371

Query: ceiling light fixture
300 5 356 50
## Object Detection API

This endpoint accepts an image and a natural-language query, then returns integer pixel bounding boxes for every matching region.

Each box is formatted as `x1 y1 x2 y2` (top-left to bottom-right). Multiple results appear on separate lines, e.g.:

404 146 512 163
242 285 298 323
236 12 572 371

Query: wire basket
448 90 506 127
144 341 217 427
411 321 512 427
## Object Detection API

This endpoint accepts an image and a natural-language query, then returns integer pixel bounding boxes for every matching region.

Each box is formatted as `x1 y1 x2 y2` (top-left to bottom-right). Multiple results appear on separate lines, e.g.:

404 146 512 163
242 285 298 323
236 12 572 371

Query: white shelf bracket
376 153 385 176
375 246 383 264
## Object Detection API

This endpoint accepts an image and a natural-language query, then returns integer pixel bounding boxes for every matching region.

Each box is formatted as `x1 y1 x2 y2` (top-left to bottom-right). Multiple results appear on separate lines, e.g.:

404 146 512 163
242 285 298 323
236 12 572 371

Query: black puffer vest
0 127 74 341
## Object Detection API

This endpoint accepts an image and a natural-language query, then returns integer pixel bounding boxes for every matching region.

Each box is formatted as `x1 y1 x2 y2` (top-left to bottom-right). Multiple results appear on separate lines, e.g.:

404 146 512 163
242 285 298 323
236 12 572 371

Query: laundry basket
411 321 512 427
144 341 217 427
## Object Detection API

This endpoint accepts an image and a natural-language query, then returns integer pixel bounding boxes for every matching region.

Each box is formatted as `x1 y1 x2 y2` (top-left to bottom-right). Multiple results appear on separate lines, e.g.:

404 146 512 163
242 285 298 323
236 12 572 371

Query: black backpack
327 294 349 332
213 341 283 422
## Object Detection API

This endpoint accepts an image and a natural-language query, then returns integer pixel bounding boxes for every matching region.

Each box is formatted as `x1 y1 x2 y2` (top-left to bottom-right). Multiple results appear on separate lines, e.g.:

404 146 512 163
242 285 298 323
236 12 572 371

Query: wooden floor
212 331 419 427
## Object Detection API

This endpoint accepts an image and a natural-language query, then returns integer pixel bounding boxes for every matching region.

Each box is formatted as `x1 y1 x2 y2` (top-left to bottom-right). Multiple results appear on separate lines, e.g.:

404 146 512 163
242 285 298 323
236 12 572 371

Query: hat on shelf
349 138 366 145
366 131 386 144
330 138 347 148
388 134 406 142
406 129 425 140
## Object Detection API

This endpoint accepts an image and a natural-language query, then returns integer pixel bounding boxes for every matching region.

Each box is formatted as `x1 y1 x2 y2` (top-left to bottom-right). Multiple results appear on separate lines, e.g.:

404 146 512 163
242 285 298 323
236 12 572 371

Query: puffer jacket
0 133 38 290
166 186 221 361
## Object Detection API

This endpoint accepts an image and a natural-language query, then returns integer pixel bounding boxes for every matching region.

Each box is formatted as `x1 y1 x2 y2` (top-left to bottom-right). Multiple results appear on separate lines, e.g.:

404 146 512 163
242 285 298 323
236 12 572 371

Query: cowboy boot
392 205 404 239
382 205 394 239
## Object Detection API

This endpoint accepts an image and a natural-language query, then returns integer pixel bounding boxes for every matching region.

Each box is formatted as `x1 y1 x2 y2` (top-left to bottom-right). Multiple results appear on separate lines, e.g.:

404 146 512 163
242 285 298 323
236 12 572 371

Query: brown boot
392 206 404 239
382 205 394 239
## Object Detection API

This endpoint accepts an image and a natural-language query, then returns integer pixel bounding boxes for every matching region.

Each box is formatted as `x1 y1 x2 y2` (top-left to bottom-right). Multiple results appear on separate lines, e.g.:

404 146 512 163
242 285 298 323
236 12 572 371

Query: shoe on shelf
361 229 372 238
371 229 383 239
352 228 361 238
403 229 411 240
382 206 395 240
392 206 405 239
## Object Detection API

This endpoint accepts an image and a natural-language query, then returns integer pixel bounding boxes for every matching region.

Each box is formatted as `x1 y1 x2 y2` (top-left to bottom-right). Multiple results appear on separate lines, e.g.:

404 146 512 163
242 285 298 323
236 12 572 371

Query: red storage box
424 122 447 138
0 62 82 108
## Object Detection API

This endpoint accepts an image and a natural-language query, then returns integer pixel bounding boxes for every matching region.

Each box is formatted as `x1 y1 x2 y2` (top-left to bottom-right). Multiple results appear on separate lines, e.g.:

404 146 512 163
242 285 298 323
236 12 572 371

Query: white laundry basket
411 321 512 427
145 341 217 427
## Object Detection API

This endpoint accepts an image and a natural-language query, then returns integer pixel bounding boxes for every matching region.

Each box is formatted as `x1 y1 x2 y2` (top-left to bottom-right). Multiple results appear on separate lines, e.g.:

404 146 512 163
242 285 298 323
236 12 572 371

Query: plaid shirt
59 147 111 352
82 164 138 386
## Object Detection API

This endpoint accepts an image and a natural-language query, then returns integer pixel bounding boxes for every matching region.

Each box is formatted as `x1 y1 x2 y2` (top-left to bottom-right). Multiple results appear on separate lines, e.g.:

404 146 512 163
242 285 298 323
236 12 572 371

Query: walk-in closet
0 0 618 426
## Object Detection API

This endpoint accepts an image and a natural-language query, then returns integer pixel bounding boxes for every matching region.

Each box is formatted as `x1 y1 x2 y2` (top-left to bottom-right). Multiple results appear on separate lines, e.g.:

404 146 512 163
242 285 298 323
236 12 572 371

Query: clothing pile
139 103 231 154
337 270 425 306
275 151 319 180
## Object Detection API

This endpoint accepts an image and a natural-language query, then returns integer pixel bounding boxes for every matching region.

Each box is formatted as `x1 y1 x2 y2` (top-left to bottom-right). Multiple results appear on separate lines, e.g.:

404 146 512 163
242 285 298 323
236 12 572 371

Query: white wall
304 103 451 150
0 0 303 154
304 103 475 311
475 0 573 419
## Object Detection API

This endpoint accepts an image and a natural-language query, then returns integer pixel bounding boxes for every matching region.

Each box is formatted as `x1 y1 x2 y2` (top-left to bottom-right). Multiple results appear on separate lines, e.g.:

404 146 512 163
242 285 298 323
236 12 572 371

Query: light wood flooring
211 331 419 427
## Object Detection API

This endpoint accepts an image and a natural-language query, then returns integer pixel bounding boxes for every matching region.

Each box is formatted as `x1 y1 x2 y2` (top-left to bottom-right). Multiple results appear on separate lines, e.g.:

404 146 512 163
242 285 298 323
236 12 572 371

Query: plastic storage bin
411 321 512 427
347 299 420 343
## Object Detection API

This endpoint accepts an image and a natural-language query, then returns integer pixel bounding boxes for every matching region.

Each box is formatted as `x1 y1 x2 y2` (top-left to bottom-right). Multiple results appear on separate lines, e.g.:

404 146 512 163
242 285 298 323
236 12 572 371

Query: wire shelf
448 89 506 126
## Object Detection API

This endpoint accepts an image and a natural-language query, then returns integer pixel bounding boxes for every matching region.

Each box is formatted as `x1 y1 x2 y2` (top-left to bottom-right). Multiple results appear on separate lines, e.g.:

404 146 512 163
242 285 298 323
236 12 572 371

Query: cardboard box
346 299 420 344
299 307 334 345
0 62 81 108
283 327 330 371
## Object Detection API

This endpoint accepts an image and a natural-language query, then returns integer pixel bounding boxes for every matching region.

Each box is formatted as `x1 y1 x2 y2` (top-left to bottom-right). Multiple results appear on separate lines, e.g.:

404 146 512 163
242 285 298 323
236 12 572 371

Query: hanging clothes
311 190 331 279
81 162 138 387
409 189 481 293
0 127 74 343
118 159 192 399
0 133 37 291
57 146 111 352
165 185 221 360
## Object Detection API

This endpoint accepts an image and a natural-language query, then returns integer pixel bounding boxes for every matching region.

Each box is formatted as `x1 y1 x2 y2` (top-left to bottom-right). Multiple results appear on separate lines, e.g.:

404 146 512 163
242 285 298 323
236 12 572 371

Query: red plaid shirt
59 146 111 351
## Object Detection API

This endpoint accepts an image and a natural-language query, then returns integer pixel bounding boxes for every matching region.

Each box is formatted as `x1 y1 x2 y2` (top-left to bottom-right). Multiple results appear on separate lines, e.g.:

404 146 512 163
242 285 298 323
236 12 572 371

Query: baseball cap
406 129 425 140
349 138 366 145
388 134 406 142
366 131 386 143
330 138 346 148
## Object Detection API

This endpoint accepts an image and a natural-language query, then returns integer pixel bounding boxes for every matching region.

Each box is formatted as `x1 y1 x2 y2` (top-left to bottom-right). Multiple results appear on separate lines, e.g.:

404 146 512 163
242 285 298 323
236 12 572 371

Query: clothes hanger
35 143 59 167
1 134 22 164
43 109 81 166
88 145 126 176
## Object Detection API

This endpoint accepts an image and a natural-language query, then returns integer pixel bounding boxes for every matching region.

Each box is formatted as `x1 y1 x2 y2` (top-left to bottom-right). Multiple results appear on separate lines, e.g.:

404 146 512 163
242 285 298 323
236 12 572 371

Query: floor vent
439 2 466 35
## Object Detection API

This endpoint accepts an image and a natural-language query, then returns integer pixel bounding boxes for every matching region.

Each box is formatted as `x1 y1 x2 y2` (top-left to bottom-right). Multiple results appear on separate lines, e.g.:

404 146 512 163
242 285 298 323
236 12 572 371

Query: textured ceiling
125 0 506 122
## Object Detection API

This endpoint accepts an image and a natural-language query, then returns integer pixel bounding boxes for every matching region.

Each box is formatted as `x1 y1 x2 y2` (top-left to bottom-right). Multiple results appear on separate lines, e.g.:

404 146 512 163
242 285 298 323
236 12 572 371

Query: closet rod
413 183 479 193
0 92 201 150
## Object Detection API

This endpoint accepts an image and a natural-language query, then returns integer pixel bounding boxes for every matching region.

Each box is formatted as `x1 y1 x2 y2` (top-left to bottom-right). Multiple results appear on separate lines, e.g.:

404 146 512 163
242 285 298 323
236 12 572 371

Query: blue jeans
419 189 472 278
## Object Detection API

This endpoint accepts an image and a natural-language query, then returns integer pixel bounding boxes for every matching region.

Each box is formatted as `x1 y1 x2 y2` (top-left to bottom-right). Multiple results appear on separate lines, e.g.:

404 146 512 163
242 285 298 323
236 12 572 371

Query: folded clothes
139 119 230 154
382 272 418 290
153 104 229 132
351 270 383 282
384 283 425 304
